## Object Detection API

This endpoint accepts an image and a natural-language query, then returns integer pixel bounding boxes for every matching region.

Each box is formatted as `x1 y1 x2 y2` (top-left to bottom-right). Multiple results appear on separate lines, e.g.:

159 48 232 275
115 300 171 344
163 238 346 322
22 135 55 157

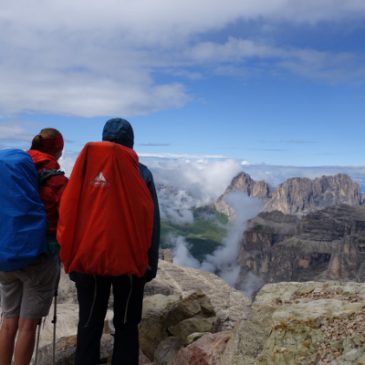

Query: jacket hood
28 149 60 170
102 118 134 149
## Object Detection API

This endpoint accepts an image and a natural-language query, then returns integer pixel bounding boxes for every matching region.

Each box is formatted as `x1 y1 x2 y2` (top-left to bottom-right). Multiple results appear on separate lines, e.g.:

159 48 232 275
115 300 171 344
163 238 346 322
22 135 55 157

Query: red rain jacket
28 149 68 234
57 142 154 277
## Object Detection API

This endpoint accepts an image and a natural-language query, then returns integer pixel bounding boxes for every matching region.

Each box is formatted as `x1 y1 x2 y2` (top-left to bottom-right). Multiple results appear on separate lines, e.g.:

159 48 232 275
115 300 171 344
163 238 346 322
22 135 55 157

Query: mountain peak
224 172 271 199
264 173 362 215
215 172 271 217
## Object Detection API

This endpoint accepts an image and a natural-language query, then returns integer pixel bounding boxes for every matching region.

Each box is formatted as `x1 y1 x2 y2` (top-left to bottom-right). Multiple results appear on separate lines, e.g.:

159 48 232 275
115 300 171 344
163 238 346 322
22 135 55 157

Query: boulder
170 332 231 365
147 260 251 331
220 281 365 365
154 337 184 365
140 294 182 359
168 317 215 344
140 291 217 360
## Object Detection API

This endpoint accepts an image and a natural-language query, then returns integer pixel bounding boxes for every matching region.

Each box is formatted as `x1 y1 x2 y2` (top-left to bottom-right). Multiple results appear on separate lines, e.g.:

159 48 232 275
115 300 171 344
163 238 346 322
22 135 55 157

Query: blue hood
102 118 134 149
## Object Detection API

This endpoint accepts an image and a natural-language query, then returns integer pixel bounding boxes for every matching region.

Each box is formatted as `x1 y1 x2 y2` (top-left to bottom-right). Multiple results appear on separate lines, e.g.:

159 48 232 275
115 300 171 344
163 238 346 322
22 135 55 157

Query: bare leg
0 317 19 365
14 318 39 365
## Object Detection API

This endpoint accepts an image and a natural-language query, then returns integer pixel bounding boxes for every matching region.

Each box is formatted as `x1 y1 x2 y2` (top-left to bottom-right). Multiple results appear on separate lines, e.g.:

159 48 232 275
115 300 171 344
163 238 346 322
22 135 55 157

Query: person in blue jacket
71 118 160 365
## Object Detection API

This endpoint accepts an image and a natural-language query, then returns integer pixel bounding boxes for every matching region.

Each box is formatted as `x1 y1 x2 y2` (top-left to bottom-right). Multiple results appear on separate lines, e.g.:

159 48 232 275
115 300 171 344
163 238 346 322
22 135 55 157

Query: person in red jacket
58 118 160 365
28 128 69 250
0 128 68 365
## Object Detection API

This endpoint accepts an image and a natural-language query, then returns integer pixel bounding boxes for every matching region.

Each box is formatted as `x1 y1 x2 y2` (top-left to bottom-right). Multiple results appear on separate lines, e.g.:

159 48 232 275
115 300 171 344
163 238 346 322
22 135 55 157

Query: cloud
170 192 265 289
59 151 365 197
0 66 189 117
172 236 201 269
139 156 243 225
280 48 365 83
0 122 36 148
142 157 243 204
0 124 32 141
58 151 79 177
3 1 365 35
242 164 365 190
238 272 264 299
50 150 365 194
157 186 195 224
200 193 265 286
57 153 244 224
189 39 282 63
188 37 365 83
146 157 365 228
1 1 365 116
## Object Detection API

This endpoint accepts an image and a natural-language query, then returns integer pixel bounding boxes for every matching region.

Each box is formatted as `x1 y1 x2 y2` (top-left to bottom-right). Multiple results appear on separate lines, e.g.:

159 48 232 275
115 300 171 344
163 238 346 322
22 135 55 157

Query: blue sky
1 0 365 166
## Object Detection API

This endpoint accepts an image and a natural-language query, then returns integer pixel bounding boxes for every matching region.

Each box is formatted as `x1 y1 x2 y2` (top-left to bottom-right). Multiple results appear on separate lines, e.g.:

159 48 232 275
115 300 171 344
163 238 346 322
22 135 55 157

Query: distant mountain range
216 171 362 217
214 171 365 293
159 169 365 294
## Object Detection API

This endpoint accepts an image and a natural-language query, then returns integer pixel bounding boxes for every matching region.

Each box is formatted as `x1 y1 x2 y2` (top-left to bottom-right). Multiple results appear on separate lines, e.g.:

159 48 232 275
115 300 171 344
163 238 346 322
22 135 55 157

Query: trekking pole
34 318 42 365
52 287 58 365
52 263 61 365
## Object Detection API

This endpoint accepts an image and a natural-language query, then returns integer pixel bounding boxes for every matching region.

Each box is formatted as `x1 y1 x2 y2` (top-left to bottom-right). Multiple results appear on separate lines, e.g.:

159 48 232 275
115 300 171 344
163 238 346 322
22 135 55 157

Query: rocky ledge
28 260 250 364
18 262 364 365
224 281 365 365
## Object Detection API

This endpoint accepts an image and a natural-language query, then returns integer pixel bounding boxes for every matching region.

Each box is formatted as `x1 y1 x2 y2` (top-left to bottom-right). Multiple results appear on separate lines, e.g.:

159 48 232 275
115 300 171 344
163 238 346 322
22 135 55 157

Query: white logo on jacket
92 172 109 187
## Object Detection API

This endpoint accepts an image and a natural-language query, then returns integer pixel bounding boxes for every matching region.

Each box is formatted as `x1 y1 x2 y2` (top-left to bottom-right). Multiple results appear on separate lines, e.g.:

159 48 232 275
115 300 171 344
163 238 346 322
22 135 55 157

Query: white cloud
242 164 365 190
140 153 228 159
201 193 265 286
0 64 189 117
143 157 243 203
169 192 265 288
58 151 78 177
1 0 365 116
172 236 201 269
47 150 365 193
0 122 35 148
0 124 32 141
157 186 195 224
189 38 283 62
147 158 365 230
59 151 365 196
3 1 365 35
188 37 365 83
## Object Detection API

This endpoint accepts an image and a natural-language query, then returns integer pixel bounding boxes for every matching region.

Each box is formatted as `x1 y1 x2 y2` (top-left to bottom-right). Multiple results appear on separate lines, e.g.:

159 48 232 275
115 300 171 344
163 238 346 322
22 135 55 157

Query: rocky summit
13 269 364 365
263 173 362 216
19 260 250 365
221 172 272 200
215 172 271 218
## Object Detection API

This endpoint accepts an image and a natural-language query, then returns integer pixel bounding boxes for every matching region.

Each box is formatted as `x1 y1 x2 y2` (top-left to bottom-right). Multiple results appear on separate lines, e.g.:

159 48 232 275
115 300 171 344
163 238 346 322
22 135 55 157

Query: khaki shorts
0 255 60 320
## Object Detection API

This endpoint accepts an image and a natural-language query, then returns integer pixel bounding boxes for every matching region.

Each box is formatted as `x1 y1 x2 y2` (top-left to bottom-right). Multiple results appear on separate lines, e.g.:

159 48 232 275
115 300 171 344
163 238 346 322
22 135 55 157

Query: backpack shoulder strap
39 169 65 185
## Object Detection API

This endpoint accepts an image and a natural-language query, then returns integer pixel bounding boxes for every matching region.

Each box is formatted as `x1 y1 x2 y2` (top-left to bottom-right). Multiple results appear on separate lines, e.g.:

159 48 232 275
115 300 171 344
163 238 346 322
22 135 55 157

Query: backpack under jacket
0 149 47 271
57 141 154 277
